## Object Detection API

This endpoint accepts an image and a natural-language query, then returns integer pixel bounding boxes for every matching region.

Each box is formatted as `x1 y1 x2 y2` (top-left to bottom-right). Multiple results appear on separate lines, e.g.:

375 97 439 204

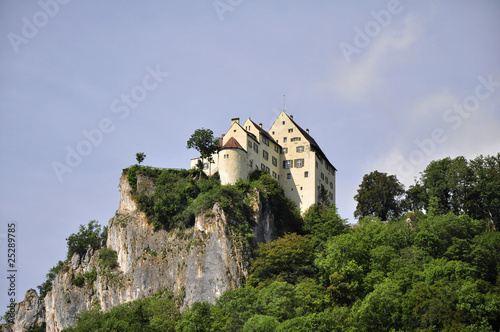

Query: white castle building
191 111 336 212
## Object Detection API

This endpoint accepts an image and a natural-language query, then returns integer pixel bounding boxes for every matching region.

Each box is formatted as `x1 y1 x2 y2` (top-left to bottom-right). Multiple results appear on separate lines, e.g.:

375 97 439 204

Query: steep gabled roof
248 119 277 144
220 137 245 151
288 115 337 171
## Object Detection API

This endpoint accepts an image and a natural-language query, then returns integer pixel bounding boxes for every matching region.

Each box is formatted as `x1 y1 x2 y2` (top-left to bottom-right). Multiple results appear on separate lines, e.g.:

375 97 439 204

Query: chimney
221 134 225 138
259 123 263 128
231 118 240 126
290 115 293 120
306 128 309 134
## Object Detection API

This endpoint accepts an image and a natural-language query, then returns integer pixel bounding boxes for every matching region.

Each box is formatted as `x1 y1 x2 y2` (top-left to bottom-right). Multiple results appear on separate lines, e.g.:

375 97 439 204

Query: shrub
98 248 118 270
66 220 105 261
73 275 85 287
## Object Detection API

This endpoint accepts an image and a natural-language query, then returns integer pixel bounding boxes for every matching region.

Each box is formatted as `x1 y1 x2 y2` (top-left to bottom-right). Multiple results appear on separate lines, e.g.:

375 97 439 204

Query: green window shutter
294 159 297 168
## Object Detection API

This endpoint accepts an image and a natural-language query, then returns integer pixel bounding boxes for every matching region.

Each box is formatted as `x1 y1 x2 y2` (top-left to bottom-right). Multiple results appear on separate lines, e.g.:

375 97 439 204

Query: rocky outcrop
10 289 45 332
12 174 277 331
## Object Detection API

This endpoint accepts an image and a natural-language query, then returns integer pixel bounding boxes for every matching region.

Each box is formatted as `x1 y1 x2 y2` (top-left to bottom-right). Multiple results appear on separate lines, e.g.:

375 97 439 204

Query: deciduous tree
354 170 405 221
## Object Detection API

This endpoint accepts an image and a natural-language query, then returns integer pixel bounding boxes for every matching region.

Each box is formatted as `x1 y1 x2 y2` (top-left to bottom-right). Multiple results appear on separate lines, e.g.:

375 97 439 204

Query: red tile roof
220 137 244 150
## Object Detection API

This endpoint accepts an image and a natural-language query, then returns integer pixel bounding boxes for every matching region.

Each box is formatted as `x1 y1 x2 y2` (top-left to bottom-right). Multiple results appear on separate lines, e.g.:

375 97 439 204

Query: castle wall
219 149 248 185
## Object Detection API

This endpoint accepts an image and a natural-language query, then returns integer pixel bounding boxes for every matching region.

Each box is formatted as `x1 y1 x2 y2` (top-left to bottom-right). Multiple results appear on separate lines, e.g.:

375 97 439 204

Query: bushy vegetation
37 221 108 299
125 167 302 237
176 212 500 331
34 155 500 331
98 248 118 270
66 220 107 261
61 290 182 332
355 154 500 230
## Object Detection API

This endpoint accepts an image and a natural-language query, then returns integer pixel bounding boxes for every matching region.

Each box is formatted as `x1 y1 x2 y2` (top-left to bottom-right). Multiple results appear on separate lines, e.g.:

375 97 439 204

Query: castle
191 111 336 212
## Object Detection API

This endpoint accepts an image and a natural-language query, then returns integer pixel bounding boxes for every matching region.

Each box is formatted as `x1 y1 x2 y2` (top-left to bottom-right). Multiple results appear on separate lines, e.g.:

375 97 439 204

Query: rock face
8 289 45 332
12 174 277 332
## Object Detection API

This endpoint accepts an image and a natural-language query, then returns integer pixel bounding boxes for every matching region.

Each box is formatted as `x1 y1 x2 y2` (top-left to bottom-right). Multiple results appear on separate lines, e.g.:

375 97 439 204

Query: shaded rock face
13 174 277 332
9 289 45 332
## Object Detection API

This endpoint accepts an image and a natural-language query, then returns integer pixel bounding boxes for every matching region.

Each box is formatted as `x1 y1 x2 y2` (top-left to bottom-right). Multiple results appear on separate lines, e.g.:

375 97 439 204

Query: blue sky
1 1 499 306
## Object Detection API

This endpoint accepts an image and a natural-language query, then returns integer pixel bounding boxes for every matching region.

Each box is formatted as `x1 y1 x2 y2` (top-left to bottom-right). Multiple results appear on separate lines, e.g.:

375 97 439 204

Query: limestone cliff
11 174 277 332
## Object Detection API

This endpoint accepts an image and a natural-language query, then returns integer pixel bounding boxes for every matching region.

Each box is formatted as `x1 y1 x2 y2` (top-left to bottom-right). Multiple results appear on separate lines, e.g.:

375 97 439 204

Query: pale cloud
407 89 458 126
372 95 500 187
331 14 420 102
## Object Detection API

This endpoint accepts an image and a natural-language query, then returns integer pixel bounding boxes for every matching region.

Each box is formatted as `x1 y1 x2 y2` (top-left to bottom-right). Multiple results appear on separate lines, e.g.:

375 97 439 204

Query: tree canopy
186 128 220 163
354 170 405 221
135 152 146 164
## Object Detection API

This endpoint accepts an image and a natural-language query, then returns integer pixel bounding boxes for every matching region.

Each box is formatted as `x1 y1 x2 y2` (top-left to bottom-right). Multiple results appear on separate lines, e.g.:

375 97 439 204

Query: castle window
287 173 291 179
326 177 329 184
274 145 280 153
316 161 318 169
330 182 334 189
272 171 277 179
288 128 293 133
329 192 333 200
321 173 325 180
282 121 285 125
272 156 277 166
283 137 287 143
254 144 258 153
295 159 304 168
297 146 304 152
266 166 270 174
284 160 292 169
304 171 309 178
203 163 209 169
249 159 253 167
248 141 252 149
263 150 269 160
262 137 270 146
282 147 288 154
292 137 301 142
300 187 303 190
261 163 266 170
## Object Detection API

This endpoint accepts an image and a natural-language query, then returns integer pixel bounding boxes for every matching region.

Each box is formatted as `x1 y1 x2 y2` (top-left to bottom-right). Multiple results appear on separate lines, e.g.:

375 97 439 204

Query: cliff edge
10 172 278 332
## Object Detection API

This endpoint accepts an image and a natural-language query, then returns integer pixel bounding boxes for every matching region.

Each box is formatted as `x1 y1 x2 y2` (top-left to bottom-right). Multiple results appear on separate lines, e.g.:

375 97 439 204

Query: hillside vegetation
24 155 500 331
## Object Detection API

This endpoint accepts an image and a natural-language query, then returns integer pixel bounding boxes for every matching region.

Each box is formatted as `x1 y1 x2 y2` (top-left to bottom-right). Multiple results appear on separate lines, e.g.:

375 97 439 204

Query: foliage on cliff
177 212 500 331
37 220 108 300
61 290 181 332
124 166 302 235
65 209 500 331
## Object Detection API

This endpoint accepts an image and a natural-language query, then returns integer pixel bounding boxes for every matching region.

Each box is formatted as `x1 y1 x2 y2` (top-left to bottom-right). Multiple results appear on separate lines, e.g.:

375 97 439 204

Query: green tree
467 154 500 230
37 260 65 299
303 204 347 244
421 156 473 216
66 220 104 261
136 152 146 164
352 279 404 331
243 315 279 332
354 170 405 221
247 233 317 287
187 128 220 173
